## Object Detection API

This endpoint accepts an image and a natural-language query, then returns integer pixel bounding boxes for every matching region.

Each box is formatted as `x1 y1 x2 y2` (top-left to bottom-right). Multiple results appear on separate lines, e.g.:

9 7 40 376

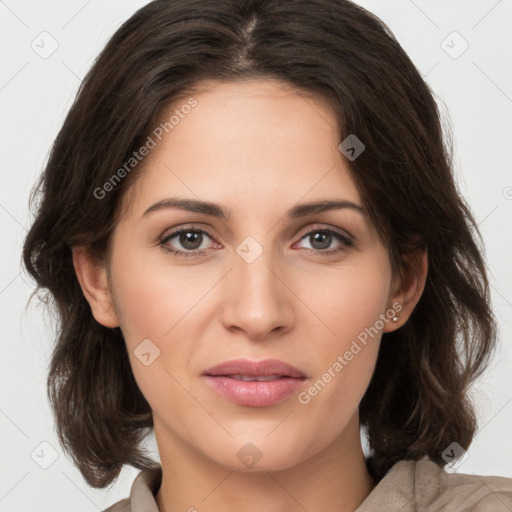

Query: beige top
104 459 512 511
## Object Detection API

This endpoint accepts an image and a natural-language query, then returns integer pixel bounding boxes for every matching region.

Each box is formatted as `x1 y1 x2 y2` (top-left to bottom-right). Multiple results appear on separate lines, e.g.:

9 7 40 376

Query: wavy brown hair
23 0 497 488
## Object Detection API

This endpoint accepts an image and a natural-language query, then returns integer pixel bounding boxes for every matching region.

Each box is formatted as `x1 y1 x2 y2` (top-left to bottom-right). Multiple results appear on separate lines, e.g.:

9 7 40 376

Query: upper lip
203 358 306 378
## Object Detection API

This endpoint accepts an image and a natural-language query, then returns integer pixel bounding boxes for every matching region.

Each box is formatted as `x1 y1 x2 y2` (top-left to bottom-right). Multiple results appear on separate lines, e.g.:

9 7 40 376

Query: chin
202 433 314 473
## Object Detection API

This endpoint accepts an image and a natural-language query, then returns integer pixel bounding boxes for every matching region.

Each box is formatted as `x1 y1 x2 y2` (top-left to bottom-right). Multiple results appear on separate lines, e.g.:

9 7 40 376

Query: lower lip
204 376 306 407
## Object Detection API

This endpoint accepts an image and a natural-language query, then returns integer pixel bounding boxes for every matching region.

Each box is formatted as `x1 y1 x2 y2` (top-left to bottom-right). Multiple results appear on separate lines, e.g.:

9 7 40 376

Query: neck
155 413 375 512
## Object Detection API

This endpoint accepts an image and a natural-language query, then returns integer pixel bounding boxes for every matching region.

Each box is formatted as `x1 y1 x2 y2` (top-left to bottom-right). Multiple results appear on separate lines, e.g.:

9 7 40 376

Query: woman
22 0 512 510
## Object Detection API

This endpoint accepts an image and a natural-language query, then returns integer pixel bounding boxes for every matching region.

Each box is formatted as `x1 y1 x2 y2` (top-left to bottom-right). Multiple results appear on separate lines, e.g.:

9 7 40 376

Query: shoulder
358 458 512 512
102 464 162 512
413 459 512 511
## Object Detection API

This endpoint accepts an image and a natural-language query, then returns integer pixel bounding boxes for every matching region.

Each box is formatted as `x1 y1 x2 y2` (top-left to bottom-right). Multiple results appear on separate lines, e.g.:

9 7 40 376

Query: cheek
107 244 214 392
109 245 198 343
293 255 391 421
300 256 392 349
108 247 198 415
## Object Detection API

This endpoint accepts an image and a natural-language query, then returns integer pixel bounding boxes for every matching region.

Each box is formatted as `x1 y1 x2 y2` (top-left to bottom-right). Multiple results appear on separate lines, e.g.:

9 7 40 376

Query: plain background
1 0 511 510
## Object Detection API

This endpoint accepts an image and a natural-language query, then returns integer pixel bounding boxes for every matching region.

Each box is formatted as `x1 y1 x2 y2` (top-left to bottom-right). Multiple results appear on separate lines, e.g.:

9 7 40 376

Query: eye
160 227 219 257
294 228 353 255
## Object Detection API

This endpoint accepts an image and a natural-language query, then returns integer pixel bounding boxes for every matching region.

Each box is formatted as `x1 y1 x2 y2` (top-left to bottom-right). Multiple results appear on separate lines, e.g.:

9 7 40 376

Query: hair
23 0 497 489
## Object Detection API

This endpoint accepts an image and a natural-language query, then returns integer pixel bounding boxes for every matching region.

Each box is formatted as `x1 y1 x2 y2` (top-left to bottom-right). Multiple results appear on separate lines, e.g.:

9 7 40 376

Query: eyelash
159 225 353 258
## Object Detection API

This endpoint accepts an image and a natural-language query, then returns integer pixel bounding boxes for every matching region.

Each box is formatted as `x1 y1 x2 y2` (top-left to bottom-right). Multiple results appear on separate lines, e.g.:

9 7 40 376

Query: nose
220 248 295 341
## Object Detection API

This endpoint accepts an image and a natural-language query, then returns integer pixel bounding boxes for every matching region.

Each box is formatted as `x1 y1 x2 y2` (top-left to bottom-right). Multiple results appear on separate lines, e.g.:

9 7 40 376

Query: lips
203 358 307 407
203 358 307 379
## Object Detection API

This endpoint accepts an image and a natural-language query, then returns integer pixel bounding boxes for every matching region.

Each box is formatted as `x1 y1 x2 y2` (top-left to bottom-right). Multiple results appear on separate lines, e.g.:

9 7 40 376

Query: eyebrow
142 197 365 220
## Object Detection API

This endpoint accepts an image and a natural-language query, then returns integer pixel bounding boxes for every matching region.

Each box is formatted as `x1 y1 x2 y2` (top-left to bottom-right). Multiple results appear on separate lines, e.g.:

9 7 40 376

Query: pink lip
203 358 306 378
203 358 307 407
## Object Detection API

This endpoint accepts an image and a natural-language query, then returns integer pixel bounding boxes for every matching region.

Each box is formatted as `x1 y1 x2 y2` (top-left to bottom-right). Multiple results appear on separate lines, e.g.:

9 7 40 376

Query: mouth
203 358 307 407
223 374 290 382
203 358 307 379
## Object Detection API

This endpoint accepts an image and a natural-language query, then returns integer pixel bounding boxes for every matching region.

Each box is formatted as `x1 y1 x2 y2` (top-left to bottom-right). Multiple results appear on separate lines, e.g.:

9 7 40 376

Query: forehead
121 79 361 218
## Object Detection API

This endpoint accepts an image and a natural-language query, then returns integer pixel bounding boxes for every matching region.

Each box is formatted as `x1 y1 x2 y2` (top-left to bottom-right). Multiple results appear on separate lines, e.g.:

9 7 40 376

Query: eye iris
311 231 331 250
180 231 202 250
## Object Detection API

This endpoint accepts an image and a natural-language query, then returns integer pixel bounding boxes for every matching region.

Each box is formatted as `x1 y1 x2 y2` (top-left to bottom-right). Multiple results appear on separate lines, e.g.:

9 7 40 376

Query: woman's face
103 79 403 471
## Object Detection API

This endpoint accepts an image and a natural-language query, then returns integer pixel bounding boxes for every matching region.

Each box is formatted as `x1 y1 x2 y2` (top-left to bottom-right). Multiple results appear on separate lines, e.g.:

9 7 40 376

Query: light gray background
1 0 511 510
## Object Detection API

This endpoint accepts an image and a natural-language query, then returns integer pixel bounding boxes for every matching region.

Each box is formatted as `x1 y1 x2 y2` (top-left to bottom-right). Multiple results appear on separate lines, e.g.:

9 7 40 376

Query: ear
72 246 119 328
383 245 428 333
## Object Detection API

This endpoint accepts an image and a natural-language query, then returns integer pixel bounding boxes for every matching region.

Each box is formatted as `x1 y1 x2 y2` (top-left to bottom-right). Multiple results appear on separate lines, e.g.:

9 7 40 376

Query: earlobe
383 245 428 333
72 246 119 328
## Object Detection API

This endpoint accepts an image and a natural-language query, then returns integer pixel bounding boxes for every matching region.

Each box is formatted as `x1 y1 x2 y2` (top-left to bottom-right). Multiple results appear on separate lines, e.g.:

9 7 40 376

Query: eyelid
296 222 354 243
159 225 217 247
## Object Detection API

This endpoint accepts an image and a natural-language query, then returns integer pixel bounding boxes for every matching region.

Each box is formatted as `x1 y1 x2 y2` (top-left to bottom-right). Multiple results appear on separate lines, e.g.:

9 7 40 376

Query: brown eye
160 228 217 257
296 229 352 254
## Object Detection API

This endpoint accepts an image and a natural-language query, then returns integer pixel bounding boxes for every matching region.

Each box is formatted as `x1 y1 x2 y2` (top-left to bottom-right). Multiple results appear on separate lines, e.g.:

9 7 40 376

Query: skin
74 79 427 512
